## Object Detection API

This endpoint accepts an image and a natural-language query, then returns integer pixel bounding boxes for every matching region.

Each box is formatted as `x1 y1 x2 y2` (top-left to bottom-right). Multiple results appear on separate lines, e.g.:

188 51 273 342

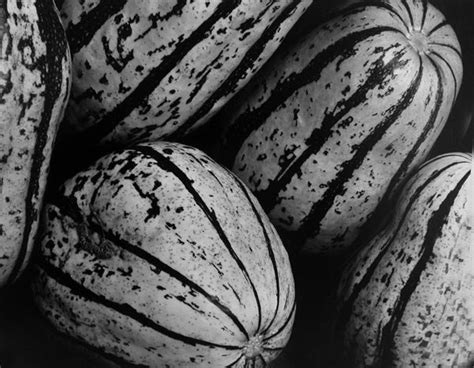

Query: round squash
55 0 313 148
220 0 463 255
32 142 296 367
334 152 472 367
0 0 71 287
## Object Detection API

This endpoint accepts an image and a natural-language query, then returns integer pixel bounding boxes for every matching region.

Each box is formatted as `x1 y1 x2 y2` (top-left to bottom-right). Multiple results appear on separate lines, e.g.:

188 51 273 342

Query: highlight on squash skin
334 153 472 367
33 142 296 367
54 0 313 150
221 0 463 256
0 0 72 287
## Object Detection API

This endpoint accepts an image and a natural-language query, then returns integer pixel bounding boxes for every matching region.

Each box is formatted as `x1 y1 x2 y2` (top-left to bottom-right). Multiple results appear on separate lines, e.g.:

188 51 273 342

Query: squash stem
407 30 430 55
242 335 267 367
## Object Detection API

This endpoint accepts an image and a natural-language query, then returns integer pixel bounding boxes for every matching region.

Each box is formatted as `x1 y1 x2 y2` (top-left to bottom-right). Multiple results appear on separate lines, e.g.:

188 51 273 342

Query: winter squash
56 0 313 148
334 152 472 367
32 141 296 367
0 0 71 287
220 0 463 255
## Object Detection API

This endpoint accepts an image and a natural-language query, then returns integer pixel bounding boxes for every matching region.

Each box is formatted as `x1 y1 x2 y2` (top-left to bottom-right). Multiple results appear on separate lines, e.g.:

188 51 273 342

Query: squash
220 0 463 255
55 0 313 148
334 152 472 367
32 141 296 367
0 0 71 287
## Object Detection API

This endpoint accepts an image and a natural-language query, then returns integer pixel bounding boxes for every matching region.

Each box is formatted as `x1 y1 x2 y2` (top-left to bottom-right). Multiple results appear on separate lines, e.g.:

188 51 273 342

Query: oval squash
0 0 71 287
334 152 472 367
32 141 296 367
56 0 313 148
220 0 463 255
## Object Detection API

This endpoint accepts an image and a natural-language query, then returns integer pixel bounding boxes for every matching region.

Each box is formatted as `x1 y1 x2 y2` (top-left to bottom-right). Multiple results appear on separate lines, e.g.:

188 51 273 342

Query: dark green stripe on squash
38 257 244 351
285 56 425 253
65 0 128 54
373 171 469 367
223 25 407 166
1 0 71 287
75 0 242 147
233 177 281 337
372 55 445 220
220 0 462 255
7 0 70 284
335 159 466 337
166 0 306 141
54 0 312 158
263 297 296 343
33 141 296 367
49 190 252 340
334 152 471 367
132 144 265 335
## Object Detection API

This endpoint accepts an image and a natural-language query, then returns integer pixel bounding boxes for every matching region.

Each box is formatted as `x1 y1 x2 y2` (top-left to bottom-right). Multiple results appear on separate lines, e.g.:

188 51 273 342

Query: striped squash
0 0 71 287
220 0 463 255
32 142 295 367
55 0 313 149
334 152 472 367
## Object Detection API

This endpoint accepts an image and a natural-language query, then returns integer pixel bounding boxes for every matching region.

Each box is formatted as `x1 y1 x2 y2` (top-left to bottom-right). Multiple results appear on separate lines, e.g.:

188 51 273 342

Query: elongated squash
0 0 71 287
55 0 313 149
221 0 463 255
32 141 296 368
334 152 472 367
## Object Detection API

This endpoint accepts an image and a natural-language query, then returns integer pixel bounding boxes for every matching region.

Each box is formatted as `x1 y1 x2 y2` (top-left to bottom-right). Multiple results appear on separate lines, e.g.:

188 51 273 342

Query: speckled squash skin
221 0 463 255
32 142 296 368
0 0 71 287
334 152 472 367
55 0 313 148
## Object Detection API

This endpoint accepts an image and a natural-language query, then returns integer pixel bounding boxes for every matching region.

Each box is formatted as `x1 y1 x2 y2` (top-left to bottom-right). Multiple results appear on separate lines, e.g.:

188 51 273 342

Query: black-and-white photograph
1 1 472 367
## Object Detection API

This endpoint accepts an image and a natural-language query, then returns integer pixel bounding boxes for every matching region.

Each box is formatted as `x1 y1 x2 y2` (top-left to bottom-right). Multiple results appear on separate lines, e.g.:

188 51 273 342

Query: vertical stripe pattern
0 0 71 286
54 0 312 151
334 152 472 367
221 0 463 255
32 141 295 367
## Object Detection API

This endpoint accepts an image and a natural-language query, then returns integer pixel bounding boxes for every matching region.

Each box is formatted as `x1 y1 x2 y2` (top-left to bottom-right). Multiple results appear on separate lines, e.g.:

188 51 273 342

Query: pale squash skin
335 152 473 367
220 0 463 255
32 142 296 368
0 0 71 287
55 0 313 148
